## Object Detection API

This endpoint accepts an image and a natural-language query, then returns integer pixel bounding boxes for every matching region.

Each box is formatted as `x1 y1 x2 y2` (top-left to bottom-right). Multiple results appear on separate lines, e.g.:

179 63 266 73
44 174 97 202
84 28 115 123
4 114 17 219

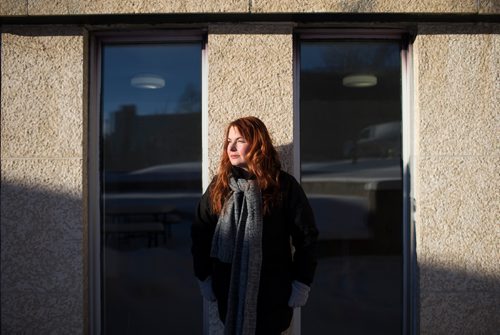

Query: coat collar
230 166 255 180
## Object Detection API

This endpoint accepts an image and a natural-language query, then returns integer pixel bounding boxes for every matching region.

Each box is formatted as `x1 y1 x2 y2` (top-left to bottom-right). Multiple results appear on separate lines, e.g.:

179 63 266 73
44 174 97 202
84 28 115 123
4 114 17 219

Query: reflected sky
301 41 400 73
101 44 201 135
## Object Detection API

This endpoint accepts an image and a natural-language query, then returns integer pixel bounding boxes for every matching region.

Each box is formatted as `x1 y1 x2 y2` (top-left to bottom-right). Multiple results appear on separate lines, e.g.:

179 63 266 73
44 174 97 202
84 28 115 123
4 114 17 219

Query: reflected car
351 121 401 160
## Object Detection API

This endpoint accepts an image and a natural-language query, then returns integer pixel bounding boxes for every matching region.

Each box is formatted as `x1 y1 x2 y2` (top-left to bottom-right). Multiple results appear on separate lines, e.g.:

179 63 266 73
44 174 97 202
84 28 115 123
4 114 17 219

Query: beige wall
413 23 499 334
0 26 85 333
207 23 295 178
2 0 499 15
0 4 499 334
206 23 295 333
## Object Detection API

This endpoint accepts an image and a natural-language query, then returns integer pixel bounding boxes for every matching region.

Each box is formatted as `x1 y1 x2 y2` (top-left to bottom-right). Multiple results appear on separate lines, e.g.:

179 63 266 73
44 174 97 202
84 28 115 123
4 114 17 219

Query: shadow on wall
300 254 499 335
416 263 500 335
1 182 499 334
274 142 296 174
1 181 84 334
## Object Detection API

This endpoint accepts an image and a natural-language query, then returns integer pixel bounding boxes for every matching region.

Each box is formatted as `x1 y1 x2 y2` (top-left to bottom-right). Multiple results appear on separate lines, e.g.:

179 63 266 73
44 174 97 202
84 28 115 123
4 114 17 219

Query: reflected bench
105 204 180 247
105 222 165 247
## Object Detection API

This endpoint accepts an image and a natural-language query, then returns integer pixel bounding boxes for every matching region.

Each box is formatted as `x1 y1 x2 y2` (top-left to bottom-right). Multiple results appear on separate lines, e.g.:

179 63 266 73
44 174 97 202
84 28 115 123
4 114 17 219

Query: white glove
288 280 311 308
198 276 216 302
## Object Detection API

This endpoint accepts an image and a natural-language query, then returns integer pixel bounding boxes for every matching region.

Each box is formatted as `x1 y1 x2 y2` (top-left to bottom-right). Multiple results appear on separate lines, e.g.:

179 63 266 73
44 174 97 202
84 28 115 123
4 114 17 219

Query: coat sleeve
286 174 319 286
191 182 218 281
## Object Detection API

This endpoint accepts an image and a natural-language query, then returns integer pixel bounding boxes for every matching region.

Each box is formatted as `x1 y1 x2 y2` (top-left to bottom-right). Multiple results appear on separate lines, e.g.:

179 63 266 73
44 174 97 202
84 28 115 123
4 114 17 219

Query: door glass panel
300 40 402 334
101 42 202 334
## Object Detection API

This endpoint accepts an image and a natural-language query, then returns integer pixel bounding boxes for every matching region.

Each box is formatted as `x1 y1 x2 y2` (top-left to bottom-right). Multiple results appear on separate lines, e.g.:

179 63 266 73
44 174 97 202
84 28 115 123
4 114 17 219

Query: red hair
210 116 281 215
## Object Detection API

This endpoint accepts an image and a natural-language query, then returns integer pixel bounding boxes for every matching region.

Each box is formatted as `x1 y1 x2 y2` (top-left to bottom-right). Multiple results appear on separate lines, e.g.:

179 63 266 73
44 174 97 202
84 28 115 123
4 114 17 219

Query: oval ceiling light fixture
342 74 377 88
130 73 165 89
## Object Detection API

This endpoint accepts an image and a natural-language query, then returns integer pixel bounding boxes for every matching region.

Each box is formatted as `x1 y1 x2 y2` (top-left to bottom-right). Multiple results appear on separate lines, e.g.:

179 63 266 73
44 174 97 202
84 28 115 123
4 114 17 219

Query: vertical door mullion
292 33 302 335
401 40 417 335
201 34 210 335
88 34 102 335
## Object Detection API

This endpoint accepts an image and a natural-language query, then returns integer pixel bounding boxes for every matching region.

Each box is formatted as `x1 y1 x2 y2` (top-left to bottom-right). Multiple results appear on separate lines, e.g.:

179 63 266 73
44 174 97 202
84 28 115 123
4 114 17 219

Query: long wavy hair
210 116 282 215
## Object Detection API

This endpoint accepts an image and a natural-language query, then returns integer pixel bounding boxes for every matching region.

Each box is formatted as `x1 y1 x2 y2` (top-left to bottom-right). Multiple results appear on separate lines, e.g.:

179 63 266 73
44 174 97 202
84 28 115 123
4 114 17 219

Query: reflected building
104 104 201 171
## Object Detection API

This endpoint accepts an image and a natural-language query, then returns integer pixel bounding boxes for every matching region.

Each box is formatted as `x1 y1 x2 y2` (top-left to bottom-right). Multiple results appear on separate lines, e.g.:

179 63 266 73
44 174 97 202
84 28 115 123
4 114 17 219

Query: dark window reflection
101 43 202 334
300 41 402 335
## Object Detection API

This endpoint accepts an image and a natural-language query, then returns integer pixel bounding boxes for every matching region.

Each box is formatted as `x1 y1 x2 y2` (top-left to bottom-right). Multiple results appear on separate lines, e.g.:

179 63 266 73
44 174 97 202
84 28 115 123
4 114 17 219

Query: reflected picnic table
104 203 180 247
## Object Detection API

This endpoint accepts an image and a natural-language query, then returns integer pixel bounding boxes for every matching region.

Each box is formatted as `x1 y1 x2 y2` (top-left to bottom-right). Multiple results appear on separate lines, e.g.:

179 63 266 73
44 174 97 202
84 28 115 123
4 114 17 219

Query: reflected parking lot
300 39 403 334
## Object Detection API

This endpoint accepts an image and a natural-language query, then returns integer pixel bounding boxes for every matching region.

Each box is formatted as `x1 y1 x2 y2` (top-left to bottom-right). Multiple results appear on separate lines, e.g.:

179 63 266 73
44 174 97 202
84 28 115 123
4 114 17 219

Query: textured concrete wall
0 10 498 335
0 0 27 16
206 23 294 333
2 0 498 16
480 0 500 14
25 0 247 15
413 23 500 334
207 23 295 178
252 0 478 13
0 26 85 333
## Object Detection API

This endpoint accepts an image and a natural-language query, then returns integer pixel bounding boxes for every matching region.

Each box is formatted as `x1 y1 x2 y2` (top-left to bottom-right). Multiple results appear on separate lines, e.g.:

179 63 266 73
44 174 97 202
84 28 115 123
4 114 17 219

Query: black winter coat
191 167 318 334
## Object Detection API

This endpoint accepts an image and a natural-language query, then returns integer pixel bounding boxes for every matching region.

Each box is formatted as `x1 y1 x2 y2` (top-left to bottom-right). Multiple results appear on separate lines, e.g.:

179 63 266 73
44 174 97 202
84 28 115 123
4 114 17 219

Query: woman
191 116 318 335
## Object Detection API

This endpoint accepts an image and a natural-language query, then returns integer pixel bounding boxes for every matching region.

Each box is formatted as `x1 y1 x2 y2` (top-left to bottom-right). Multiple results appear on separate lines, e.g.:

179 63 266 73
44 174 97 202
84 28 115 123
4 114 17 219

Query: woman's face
227 126 250 170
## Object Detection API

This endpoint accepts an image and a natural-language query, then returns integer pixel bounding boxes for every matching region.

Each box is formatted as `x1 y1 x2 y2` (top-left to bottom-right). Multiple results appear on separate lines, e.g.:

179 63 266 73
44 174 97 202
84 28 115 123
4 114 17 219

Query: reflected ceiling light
130 73 165 89
342 74 377 88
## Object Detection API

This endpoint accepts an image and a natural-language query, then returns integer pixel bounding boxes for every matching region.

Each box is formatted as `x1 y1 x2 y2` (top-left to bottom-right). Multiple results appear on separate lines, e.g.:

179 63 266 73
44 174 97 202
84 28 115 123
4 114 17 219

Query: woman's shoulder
278 170 301 189
279 169 298 179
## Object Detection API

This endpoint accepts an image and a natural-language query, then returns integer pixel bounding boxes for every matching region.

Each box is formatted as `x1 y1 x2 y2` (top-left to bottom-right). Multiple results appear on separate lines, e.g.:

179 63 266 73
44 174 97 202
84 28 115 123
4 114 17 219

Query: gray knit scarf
210 176 263 335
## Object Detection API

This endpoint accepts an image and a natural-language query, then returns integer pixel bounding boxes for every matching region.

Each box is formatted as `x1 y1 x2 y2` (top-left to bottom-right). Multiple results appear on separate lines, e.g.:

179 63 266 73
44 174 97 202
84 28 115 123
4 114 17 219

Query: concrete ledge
3 0 495 16
26 0 248 15
251 0 478 14
479 0 500 14
0 0 27 16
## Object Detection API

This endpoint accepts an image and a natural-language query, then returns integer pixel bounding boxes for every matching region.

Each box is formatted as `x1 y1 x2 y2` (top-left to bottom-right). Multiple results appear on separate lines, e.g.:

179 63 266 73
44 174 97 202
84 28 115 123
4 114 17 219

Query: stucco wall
205 24 294 333
0 26 85 333
413 23 500 334
1 0 499 16
0 4 498 334
207 23 295 178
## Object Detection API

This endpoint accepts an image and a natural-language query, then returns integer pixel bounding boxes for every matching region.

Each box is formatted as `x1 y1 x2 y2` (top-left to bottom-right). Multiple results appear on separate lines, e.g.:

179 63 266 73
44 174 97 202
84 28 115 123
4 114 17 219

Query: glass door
99 39 203 334
299 39 403 334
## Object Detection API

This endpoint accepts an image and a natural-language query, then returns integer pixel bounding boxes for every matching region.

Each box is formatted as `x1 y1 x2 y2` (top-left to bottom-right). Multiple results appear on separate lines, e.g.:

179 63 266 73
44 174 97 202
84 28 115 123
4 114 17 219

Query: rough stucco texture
0 0 27 15
207 24 295 178
206 25 294 333
251 0 478 13
10 0 492 15
26 0 248 15
0 27 84 333
414 24 500 334
479 0 500 14
1 29 84 158
416 26 499 157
